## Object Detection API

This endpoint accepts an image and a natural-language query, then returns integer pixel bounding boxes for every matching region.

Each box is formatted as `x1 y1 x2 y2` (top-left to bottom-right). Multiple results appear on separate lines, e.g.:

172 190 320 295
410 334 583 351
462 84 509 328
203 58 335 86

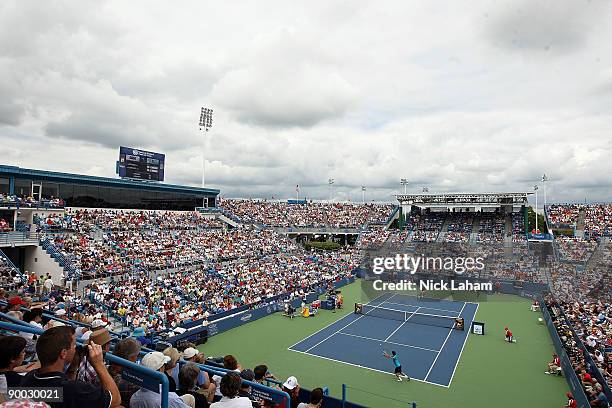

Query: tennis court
288 293 478 387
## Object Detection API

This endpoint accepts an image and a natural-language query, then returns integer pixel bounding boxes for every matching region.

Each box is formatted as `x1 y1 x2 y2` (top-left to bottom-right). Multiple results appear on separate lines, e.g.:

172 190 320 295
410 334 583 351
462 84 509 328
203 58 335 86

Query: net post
342 383 347 408
412 401 417 408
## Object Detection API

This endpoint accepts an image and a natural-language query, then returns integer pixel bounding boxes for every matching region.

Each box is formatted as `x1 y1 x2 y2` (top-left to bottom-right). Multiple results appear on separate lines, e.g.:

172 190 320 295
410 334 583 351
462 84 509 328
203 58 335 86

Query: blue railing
0 247 25 283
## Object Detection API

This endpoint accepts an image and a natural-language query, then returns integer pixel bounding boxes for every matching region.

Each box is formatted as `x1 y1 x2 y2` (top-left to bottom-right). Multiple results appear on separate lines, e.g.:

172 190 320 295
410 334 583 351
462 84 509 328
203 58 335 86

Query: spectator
176 363 209 408
282 377 301 408
75 328 113 386
253 365 273 385
564 392 578 408
7 296 25 312
181 348 215 401
109 337 141 407
545 353 561 375
20 325 121 408
212 356 241 402
210 372 251 408
0 336 28 387
163 347 181 392
238 369 260 408
43 274 54 294
130 351 189 408
297 388 323 408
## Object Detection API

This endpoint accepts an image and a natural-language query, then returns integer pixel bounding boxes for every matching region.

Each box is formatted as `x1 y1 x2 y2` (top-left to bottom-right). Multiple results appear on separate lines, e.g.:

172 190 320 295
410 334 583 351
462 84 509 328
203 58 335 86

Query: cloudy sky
1 0 611 204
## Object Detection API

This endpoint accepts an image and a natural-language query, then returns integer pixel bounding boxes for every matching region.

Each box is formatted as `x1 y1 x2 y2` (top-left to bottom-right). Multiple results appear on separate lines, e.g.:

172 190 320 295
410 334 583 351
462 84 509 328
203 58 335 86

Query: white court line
337 331 439 353
288 293 387 350
382 301 462 316
304 294 396 353
384 307 422 342
424 302 467 381
447 303 479 387
288 348 449 388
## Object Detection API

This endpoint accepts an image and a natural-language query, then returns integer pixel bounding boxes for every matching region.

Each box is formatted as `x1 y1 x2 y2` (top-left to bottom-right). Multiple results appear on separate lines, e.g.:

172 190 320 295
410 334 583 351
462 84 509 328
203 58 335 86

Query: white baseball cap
283 376 299 390
182 347 199 359
91 319 107 329
55 309 66 316
141 352 171 371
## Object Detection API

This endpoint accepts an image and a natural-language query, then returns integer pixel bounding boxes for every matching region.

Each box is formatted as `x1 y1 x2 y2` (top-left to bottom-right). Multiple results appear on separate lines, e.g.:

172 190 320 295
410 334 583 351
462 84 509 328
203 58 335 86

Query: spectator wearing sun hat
163 347 181 392
76 328 113 387
91 319 108 332
129 351 190 408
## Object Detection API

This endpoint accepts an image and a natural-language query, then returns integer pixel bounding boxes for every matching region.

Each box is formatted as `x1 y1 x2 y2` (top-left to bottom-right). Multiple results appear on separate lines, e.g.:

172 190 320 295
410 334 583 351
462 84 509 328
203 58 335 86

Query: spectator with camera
20 325 121 408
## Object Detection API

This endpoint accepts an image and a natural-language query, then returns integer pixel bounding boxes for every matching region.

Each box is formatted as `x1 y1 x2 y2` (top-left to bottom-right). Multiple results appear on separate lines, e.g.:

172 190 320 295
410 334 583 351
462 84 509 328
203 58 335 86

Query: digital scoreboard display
118 146 165 182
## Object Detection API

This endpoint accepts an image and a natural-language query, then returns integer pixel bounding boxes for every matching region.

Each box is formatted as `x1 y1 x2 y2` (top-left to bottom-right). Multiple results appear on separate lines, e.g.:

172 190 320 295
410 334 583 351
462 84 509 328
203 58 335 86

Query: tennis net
354 303 462 329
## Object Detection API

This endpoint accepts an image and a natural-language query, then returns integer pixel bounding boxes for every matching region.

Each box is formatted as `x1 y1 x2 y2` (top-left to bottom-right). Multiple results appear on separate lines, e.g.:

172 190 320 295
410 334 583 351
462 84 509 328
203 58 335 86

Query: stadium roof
0 165 219 195
395 192 532 207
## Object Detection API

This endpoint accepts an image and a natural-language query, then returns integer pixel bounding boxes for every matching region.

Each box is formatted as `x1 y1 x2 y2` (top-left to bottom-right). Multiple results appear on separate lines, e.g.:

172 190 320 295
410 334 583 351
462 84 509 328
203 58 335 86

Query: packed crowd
218 199 395 228
556 237 598 263
547 204 581 228
80 250 357 333
585 204 612 238
35 210 296 280
547 204 612 238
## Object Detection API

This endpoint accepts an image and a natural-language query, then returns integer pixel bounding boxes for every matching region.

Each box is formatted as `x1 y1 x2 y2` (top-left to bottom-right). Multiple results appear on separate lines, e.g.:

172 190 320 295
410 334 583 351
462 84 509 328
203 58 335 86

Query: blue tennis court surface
288 293 478 387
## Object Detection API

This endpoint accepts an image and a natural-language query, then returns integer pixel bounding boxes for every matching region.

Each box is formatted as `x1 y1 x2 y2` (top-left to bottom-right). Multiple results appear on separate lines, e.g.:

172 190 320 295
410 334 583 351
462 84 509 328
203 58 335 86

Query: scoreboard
118 146 165 182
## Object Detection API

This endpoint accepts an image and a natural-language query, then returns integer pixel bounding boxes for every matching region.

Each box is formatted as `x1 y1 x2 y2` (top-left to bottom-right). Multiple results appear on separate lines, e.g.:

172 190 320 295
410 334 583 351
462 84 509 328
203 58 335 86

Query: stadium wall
23 244 65 282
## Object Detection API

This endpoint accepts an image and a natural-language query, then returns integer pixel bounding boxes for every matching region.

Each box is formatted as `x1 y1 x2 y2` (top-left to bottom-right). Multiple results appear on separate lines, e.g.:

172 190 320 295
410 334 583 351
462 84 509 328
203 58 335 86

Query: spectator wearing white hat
130 351 191 408
282 376 301 408
181 347 215 401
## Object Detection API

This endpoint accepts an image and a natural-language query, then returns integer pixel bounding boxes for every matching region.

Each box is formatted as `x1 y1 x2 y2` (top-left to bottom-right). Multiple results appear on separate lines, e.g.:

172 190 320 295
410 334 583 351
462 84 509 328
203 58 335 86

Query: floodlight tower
361 186 366 204
199 107 213 205
533 184 539 232
541 174 549 211
328 178 335 202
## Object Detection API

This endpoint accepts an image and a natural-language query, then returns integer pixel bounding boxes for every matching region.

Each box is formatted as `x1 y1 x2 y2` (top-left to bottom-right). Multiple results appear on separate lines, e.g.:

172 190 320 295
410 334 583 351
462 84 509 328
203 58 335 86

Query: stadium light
533 184 539 233
400 178 408 194
422 187 429 193
361 185 366 204
198 107 214 195
328 178 335 202
541 174 549 212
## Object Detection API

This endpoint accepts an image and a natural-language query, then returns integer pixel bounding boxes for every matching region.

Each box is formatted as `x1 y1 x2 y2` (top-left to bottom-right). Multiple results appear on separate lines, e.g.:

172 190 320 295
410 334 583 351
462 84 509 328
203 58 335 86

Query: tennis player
383 351 410 382
504 326 514 343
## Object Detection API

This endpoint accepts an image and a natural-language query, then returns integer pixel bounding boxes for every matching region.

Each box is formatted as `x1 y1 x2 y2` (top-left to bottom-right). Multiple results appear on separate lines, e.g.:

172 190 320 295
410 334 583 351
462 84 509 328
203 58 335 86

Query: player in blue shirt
383 350 410 382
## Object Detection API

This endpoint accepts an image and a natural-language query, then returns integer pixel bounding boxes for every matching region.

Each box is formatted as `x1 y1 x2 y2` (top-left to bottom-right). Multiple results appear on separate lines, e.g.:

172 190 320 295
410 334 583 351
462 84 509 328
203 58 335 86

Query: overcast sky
1 0 611 204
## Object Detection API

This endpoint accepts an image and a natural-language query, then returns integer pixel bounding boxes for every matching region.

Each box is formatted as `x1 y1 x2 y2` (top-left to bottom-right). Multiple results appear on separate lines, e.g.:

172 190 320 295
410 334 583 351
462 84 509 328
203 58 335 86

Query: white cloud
0 0 611 204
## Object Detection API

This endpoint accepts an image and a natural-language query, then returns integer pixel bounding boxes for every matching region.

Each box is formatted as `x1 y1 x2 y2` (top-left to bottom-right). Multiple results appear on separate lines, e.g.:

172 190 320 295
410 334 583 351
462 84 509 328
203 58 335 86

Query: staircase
39 237 80 280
